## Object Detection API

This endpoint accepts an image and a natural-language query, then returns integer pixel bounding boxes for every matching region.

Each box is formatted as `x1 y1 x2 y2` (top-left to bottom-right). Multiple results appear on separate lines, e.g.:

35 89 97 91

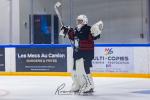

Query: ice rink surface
0 76 150 100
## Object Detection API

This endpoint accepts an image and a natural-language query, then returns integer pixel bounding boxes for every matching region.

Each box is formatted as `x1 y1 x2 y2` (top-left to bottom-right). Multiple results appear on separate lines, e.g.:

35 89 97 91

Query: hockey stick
54 2 64 26
54 2 74 47
54 2 67 36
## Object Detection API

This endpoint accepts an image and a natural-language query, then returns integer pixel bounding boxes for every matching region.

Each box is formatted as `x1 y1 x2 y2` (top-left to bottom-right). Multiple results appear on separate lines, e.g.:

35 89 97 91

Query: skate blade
83 88 94 93
78 89 94 96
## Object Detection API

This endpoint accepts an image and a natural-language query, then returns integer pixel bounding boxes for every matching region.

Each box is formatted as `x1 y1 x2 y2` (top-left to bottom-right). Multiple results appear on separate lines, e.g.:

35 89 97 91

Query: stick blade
55 2 62 8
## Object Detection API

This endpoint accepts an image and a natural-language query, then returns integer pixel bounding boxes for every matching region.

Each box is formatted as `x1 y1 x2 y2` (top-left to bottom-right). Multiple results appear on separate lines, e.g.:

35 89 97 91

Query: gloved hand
59 26 70 37
61 26 70 33
91 20 103 40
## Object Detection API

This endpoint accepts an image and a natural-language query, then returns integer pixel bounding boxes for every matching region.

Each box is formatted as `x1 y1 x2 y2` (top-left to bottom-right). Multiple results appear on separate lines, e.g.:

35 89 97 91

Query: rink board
0 44 150 78
0 72 149 78
15 48 67 72
0 48 5 71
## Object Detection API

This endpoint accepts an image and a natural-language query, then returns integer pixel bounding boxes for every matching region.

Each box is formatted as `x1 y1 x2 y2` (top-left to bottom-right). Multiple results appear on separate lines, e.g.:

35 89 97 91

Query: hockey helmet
76 14 88 25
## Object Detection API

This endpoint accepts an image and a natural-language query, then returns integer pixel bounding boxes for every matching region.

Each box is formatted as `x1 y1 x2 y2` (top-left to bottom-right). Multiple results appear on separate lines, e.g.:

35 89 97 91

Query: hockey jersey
68 24 94 60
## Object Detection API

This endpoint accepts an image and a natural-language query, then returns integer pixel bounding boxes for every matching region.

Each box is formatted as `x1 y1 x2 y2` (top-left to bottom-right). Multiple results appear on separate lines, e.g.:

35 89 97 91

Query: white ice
0 76 150 100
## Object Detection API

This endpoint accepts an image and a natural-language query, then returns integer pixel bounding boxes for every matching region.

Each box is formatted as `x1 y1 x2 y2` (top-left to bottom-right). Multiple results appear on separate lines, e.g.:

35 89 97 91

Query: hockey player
59 14 103 93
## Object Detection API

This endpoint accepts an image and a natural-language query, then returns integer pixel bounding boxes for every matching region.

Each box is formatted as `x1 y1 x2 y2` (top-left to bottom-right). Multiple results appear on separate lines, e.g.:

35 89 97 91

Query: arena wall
0 44 150 78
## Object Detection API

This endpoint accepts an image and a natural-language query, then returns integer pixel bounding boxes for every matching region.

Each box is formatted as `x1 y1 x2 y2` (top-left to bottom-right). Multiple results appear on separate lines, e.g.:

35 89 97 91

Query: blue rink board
0 44 150 48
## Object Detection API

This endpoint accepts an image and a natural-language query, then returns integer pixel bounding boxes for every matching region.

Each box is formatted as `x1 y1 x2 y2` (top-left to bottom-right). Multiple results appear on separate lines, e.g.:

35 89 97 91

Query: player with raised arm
60 14 103 94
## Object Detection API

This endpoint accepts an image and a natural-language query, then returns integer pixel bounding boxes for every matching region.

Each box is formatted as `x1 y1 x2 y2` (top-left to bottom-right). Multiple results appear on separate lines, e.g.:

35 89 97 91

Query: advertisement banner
0 48 5 71
92 47 134 73
16 48 67 72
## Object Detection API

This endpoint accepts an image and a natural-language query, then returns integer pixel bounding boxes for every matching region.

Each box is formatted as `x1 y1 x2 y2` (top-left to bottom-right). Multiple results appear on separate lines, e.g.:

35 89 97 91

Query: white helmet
76 14 88 25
